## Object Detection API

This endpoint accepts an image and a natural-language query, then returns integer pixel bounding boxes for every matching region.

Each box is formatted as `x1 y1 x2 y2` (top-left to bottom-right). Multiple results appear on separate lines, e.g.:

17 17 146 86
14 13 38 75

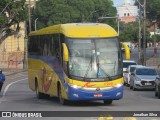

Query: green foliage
119 22 139 42
146 0 160 23
119 21 150 43
135 0 160 23
0 0 27 36
32 0 117 30
151 34 160 42
156 35 160 42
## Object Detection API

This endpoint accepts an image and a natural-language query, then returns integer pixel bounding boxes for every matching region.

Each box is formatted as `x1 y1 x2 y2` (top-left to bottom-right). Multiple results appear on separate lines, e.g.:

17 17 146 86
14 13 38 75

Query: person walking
0 69 5 92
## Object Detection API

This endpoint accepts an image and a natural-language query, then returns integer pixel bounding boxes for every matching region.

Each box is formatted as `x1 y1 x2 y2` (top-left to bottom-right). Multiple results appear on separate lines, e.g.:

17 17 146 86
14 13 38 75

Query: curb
3 69 27 76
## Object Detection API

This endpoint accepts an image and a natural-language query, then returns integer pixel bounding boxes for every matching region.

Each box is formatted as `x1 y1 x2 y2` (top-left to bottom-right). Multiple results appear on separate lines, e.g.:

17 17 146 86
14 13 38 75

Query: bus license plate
145 83 152 85
94 93 102 97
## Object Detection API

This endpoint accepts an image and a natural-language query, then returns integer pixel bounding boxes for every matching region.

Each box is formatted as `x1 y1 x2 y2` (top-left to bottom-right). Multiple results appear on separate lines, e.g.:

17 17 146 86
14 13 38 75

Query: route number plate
94 93 102 97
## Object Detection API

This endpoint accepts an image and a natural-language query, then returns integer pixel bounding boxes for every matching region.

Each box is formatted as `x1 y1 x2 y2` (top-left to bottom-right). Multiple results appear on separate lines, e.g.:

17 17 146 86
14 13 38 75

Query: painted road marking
0 78 27 103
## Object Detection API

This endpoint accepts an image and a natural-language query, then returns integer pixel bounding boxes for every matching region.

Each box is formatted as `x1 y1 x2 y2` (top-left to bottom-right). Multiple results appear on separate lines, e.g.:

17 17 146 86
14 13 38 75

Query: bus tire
158 88 160 99
103 100 113 105
58 84 68 105
35 81 44 99
155 85 158 97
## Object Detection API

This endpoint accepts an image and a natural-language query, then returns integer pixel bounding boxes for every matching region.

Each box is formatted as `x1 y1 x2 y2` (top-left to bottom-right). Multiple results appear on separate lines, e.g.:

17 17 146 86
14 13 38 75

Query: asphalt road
124 47 155 62
0 71 160 120
1 73 159 111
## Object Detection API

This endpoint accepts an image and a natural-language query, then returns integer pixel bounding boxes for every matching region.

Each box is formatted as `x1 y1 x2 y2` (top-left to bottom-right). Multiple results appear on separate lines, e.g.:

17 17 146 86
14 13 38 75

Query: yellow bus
28 23 130 105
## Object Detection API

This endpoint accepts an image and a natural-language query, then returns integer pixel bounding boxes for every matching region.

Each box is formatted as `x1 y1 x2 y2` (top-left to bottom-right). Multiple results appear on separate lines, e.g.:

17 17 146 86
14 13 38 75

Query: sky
113 0 135 8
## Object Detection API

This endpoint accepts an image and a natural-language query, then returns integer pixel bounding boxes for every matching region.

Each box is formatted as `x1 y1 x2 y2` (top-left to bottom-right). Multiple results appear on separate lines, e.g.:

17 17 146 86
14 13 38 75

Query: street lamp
0 0 19 15
35 18 38 31
85 10 101 22
98 15 120 35
28 0 32 32
136 0 147 65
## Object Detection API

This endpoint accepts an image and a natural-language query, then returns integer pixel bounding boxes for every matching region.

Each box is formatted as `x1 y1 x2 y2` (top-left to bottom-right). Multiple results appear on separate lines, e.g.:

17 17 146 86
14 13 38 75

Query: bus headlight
115 84 123 88
68 83 82 89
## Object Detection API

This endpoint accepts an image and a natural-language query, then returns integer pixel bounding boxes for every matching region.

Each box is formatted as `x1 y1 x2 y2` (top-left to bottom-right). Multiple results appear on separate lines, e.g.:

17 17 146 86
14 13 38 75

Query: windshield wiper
98 64 113 80
83 54 93 81
96 54 112 80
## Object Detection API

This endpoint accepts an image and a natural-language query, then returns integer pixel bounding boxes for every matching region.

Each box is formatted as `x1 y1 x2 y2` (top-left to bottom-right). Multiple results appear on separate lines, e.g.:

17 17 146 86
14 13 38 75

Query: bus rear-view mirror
62 43 69 62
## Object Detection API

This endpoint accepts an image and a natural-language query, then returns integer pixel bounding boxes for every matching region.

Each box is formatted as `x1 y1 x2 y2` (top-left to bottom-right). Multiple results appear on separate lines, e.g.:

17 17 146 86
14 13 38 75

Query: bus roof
29 23 118 38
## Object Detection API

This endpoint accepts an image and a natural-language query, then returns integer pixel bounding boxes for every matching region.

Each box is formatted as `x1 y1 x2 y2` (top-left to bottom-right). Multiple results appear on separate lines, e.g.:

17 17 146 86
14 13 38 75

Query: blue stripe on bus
67 86 123 100
28 55 65 83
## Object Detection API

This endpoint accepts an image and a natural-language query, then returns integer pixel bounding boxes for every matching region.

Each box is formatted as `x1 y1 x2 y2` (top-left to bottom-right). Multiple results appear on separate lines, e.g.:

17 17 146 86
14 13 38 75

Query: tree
0 0 27 40
32 0 117 30
135 0 160 23
119 21 150 43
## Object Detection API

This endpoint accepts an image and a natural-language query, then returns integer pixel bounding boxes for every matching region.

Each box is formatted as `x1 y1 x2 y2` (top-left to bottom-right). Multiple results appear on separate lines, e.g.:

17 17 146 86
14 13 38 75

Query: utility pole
138 14 141 62
143 0 146 65
138 0 142 64
34 0 36 10
117 14 120 36
28 0 31 32
153 20 157 55
23 1 28 69
23 21 28 69
154 22 156 48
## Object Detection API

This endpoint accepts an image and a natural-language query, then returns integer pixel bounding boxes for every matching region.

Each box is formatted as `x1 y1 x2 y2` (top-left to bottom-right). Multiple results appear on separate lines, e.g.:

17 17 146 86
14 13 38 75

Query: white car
124 65 143 86
123 60 137 72
123 60 137 85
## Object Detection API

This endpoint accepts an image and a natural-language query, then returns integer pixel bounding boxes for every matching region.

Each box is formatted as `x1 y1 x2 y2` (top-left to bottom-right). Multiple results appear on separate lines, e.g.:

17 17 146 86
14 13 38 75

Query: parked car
130 66 158 91
124 65 143 86
0 69 5 92
155 76 160 99
123 60 137 73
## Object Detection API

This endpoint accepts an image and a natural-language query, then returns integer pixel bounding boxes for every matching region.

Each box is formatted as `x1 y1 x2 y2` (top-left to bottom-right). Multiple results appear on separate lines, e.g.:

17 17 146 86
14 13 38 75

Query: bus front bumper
67 85 123 101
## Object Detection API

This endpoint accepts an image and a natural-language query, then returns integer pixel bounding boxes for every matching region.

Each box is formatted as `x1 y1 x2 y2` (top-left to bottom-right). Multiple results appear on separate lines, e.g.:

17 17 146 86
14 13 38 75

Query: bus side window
28 36 40 55
54 34 61 61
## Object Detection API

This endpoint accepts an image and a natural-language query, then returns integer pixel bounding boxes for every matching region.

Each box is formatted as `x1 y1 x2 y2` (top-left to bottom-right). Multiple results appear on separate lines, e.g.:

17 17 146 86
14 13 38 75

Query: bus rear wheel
58 85 68 105
158 89 160 99
35 81 44 99
103 100 113 105
155 85 158 97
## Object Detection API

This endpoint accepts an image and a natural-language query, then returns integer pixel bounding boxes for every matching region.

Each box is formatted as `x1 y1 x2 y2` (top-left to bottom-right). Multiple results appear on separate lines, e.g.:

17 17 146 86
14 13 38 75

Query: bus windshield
66 37 122 80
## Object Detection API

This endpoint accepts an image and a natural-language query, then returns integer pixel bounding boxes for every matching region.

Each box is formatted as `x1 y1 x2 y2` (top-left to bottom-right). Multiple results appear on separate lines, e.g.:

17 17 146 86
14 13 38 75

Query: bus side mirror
62 43 69 62
121 42 130 60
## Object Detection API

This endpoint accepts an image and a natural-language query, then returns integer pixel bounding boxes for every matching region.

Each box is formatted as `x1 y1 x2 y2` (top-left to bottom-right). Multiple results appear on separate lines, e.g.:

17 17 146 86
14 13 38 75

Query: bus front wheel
58 85 68 105
103 100 113 105
35 81 44 99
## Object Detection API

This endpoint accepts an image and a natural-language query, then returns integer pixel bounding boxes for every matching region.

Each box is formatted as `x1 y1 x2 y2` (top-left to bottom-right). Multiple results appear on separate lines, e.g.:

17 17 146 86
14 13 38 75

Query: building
117 0 138 23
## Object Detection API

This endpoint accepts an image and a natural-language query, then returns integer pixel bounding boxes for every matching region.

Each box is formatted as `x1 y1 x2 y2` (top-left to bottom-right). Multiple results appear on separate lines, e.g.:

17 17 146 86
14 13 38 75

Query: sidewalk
2 68 27 76
146 54 160 69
